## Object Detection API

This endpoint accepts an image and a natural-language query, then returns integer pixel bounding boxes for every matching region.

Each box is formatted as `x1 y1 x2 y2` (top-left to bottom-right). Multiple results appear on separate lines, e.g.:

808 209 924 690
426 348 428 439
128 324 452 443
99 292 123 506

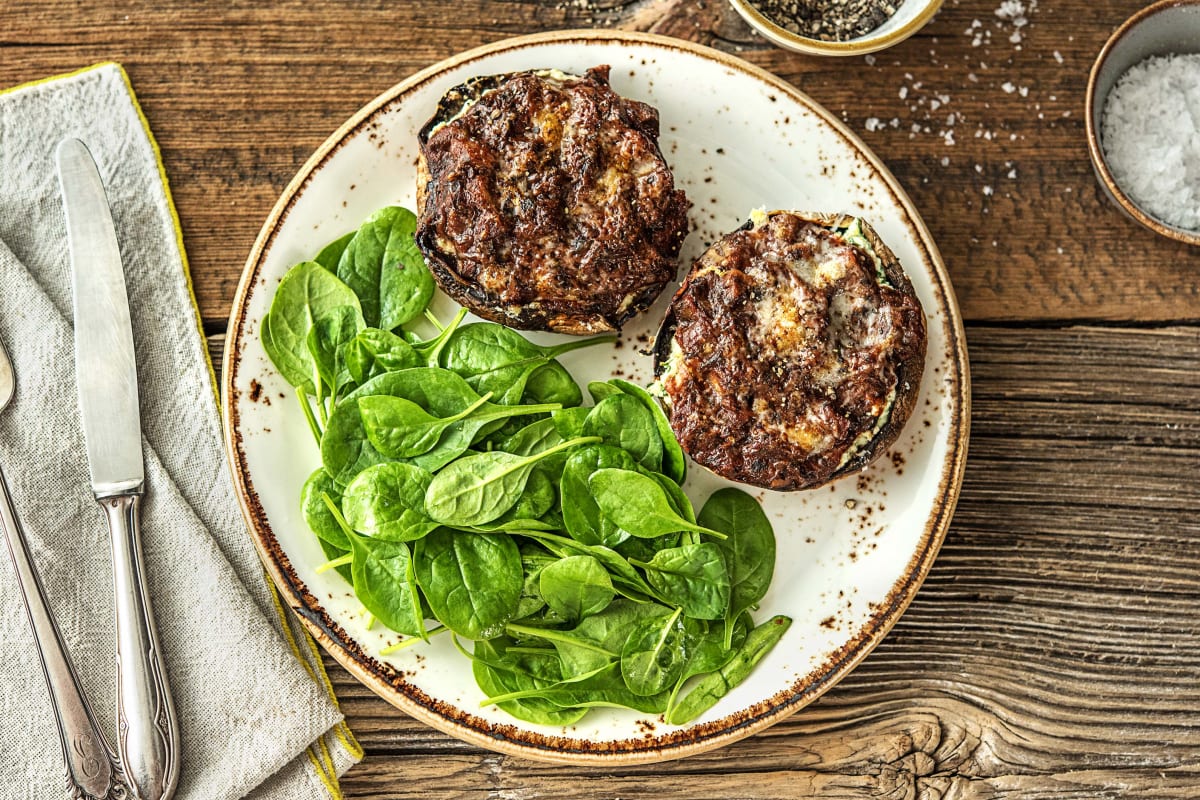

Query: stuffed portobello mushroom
653 211 927 491
415 66 691 335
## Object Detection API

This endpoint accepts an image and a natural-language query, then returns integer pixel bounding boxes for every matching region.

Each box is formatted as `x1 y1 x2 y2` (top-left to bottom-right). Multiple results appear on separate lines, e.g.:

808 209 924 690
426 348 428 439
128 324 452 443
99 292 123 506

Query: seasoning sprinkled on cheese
1101 53 1200 232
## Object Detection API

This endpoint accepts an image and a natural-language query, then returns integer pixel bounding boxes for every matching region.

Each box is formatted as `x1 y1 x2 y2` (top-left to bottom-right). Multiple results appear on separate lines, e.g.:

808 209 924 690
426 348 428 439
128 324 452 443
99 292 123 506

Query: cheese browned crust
654 211 927 491
415 66 691 335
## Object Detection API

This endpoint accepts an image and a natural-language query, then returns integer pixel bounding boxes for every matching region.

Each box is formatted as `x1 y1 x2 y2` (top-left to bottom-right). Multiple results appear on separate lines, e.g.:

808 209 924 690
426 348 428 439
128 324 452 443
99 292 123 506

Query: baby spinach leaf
508 599 658 678
424 436 599 527
302 469 349 549
613 532 680 564
496 418 564 458
666 615 791 725
523 361 583 407
586 380 623 404
621 607 686 697
358 392 492 459
494 467 557 524
341 462 437 542
336 206 433 331
648 469 696 525
347 534 426 638
699 488 777 648
471 638 587 725
582 394 663 473
306 305 360 402
559 445 637 547
414 528 523 640
314 230 356 272
525 662 670 714
411 307 467 367
538 555 614 623
631 543 731 621
551 406 590 440
610 378 687 485
517 531 658 601
588 469 725 541
441 323 615 405
322 368 512 485
344 328 420 386
262 260 364 392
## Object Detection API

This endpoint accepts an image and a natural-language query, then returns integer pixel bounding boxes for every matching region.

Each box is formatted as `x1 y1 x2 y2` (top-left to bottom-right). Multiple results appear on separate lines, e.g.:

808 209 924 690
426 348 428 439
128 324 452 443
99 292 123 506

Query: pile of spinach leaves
262 205 792 726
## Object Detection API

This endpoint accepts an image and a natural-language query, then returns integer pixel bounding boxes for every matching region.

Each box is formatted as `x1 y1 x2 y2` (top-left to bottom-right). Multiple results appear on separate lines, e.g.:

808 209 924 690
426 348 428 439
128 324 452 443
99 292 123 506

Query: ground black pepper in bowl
751 0 904 41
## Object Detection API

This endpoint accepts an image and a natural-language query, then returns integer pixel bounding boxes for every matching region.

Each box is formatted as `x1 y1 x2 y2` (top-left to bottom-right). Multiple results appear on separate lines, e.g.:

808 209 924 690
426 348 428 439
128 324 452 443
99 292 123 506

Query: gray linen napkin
0 64 361 798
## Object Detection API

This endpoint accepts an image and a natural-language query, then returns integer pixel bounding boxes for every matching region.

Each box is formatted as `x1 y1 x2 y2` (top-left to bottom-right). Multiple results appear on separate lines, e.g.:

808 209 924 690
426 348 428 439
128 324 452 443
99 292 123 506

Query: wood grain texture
210 325 1200 798
2 0 1198 327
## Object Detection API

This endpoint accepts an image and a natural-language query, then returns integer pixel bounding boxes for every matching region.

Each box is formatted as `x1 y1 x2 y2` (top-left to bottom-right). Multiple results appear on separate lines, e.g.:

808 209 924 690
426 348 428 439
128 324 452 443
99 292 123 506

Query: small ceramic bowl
728 0 943 56
1086 0 1200 246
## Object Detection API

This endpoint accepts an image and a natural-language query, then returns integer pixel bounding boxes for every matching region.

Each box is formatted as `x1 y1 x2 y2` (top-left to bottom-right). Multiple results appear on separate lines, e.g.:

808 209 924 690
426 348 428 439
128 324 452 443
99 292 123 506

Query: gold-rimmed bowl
1085 0 1200 246
729 0 944 56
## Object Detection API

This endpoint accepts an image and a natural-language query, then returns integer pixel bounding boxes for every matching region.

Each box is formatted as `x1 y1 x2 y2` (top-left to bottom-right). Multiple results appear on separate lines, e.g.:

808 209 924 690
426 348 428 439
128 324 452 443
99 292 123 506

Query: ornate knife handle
0 463 126 800
99 492 179 800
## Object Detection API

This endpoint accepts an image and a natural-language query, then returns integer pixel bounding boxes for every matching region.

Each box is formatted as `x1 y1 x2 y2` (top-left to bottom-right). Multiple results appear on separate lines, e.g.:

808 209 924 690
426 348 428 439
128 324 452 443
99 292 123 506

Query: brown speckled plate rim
222 29 971 765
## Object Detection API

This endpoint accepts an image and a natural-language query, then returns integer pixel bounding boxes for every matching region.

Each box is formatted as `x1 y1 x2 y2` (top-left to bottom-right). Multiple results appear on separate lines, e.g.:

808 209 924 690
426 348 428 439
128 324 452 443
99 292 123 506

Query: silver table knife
58 138 180 800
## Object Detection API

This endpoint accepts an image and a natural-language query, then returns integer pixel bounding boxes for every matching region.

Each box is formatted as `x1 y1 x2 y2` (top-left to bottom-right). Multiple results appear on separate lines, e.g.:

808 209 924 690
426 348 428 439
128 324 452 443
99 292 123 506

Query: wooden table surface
6 1 1199 797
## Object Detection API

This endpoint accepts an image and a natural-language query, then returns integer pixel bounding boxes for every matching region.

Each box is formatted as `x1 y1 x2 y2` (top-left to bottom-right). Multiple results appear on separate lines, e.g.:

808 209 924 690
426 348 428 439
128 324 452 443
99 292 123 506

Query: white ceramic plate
223 30 969 764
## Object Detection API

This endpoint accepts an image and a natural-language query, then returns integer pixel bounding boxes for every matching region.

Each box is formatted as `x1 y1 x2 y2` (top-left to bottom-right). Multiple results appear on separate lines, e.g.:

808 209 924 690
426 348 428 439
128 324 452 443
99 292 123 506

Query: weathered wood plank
3 0 1197 328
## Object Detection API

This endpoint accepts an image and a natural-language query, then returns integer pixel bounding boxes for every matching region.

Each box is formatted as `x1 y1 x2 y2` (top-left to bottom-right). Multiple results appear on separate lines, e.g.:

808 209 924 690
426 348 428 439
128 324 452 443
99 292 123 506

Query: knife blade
59 139 144 496
58 137 180 800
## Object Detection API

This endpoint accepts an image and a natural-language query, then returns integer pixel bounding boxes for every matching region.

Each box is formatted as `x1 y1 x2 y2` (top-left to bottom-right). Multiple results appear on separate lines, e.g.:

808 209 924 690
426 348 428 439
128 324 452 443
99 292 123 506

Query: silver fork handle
99 493 179 800
0 463 126 800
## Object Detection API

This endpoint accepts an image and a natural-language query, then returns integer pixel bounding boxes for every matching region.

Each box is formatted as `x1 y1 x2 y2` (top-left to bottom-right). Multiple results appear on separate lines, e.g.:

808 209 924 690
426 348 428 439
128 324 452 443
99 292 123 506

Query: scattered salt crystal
1053 50 1063 64
975 164 984 173
1007 168 1018 179
983 185 994 196
1102 53 1200 230
865 117 884 132
995 0 1025 20
968 73 979 83
899 86 909 100
865 54 877 66
1018 86 1029 97
930 99 941 111
1001 81 1016 93
940 156 950 166
890 118 901 128
946 112 956 125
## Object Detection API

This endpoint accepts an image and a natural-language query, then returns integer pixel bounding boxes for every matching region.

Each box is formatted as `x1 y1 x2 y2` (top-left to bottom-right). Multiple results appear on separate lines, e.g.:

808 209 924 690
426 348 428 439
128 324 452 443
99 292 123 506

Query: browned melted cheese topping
417 66 690 333
661 213 926 490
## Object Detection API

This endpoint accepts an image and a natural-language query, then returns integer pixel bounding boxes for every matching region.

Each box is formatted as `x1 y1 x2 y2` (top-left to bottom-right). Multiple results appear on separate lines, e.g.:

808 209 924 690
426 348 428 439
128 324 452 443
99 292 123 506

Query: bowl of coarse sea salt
1087 0 1200 246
